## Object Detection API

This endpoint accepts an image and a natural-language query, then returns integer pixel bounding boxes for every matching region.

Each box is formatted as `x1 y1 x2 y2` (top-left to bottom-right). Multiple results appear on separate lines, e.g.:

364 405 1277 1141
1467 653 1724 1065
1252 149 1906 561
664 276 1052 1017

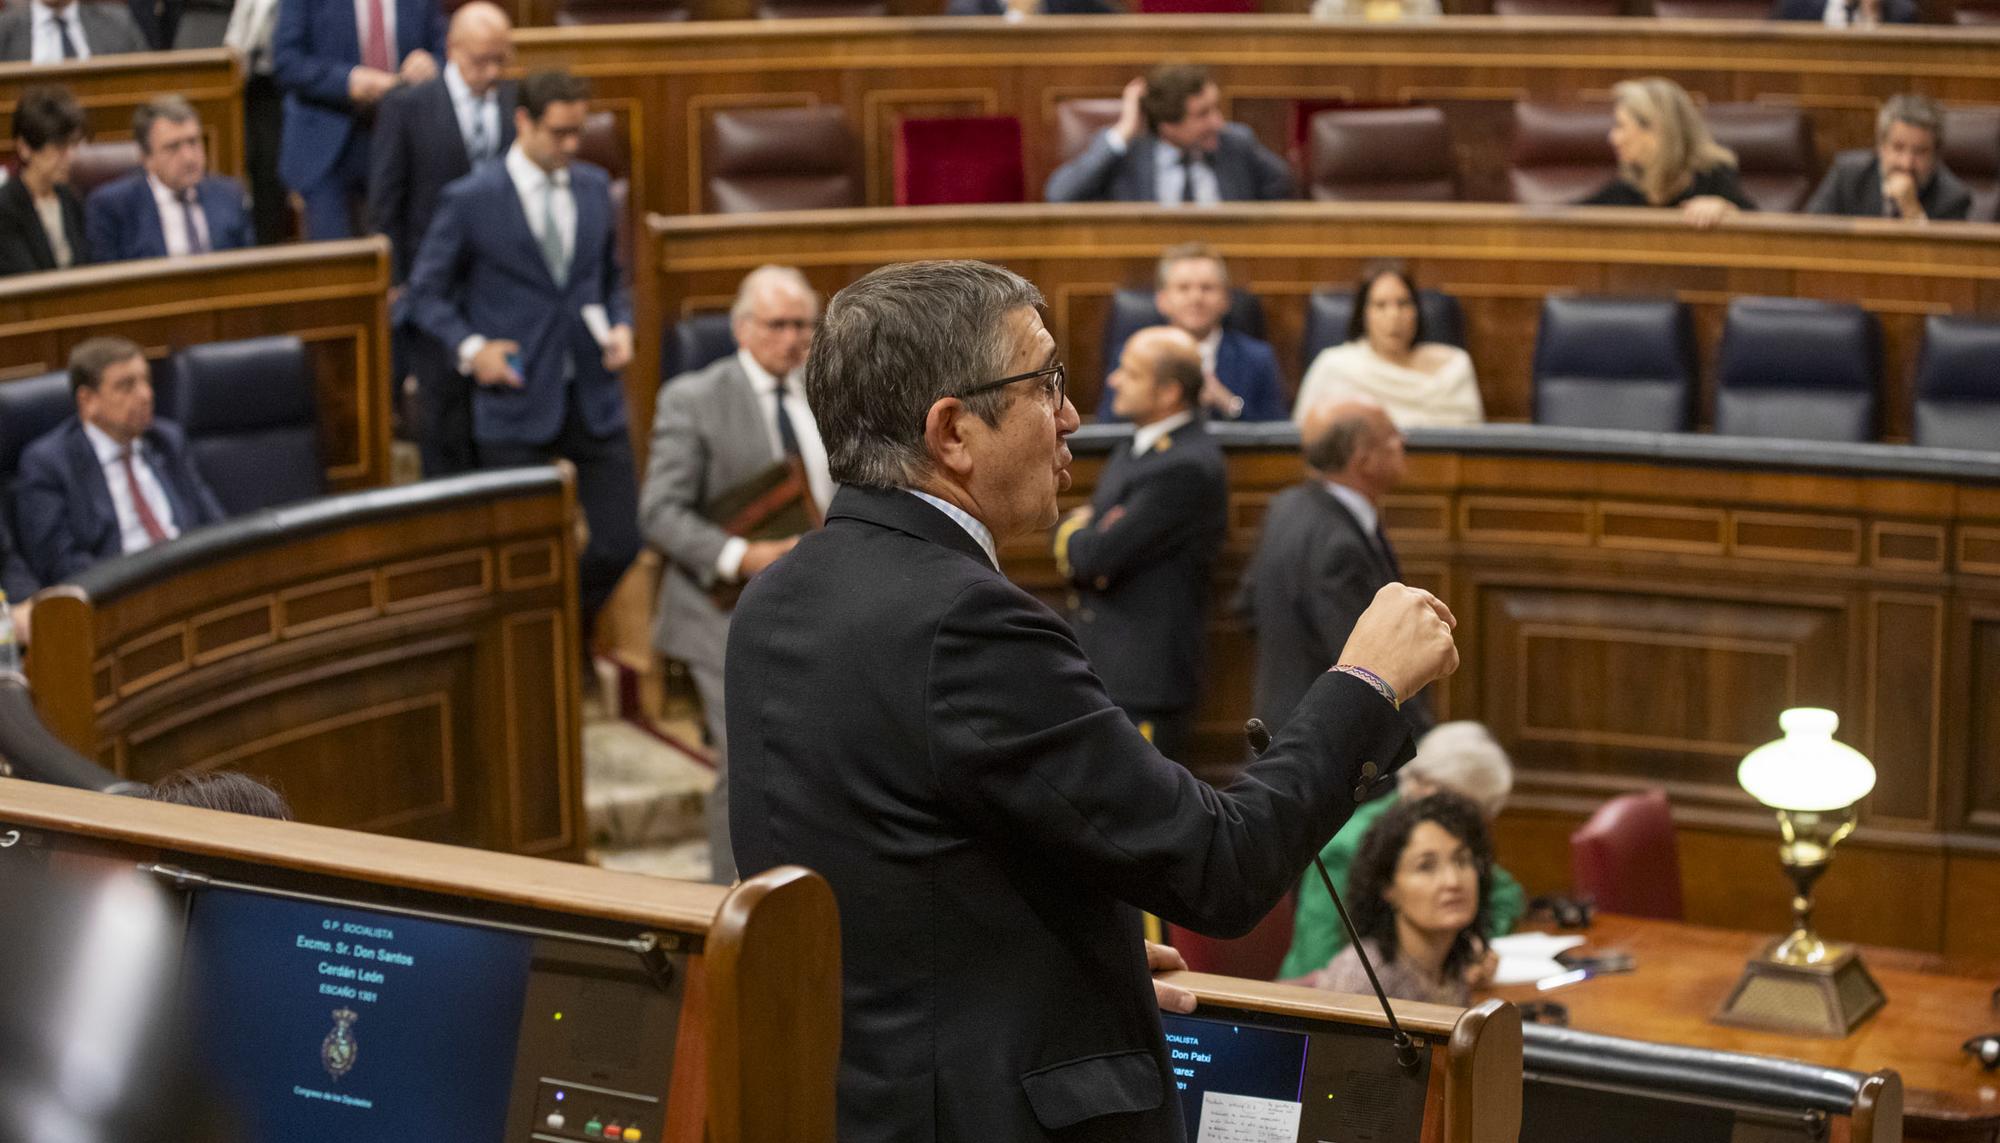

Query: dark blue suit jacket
82 171 253 263
273 0 446 190
1096 329 1288 423
367 75 517 287
404 159 634 446
14 417 226 587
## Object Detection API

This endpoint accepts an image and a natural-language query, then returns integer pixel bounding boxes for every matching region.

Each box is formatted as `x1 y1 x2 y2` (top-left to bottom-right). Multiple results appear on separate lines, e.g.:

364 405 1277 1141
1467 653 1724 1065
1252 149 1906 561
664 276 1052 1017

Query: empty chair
68 141 144 200
166 336 326 516
895 116 1025 206
1167 894 1295 981
1912 314 2000 451
703 106 862 214
1705 103 1815 213
1100 285 1267 373
1053 98 1123 167
554 0 689 22
1495 0 1622 13
1308 107 1456 203
1954 0 2000 21
1508 103 1616 205
661 312 738 383
1531 296 1696 432
0 372 77 495
578 112 634 266
1943 106 2000 222
1569 788 1684 921
1651 0 1768 16
1299 285 1465 376
1714 297 1880 443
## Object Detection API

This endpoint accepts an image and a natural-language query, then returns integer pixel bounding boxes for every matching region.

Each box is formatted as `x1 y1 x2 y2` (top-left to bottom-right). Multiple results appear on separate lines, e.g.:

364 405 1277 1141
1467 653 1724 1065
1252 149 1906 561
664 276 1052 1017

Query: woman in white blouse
1294 261 1482 430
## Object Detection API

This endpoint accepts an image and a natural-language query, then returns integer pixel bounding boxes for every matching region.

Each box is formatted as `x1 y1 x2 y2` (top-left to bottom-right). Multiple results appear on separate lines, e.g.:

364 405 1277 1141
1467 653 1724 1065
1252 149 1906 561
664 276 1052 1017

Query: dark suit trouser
244 75 289 246
476 388 641 640
298 129 370 240
402 330 476 477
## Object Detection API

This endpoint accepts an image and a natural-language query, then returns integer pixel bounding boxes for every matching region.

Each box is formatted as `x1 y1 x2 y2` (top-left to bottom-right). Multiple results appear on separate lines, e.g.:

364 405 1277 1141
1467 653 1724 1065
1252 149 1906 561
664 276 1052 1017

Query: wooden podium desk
1485 915 2000 1142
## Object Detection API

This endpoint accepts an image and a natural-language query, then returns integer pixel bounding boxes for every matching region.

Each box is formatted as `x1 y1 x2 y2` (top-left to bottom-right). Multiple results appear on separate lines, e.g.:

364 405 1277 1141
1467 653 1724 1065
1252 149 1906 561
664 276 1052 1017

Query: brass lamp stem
1770 806 1857 966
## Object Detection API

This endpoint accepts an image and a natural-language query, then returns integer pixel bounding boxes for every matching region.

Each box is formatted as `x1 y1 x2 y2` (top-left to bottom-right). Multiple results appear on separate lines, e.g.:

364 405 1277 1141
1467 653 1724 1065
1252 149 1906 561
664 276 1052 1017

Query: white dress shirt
148 175 210 257
223 0 280 73
83 422 181 554
32 1 90 62
457 146 612 373
1325 479 1379 537
1098 129 1221 206
906 490 998 570
33 192 73 268
714 349 836 582
443 61 500 161
1130 409 1194 457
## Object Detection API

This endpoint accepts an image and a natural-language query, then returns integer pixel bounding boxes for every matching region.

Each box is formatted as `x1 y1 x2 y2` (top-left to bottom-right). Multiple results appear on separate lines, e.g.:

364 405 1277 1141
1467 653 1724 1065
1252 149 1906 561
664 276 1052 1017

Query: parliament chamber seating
1943 106 2000 222
0 372 74 572
1649 0 1768 15
1530 296 1696 432
1704 103 1816 213
1165 891 1296 980
1569 790 1686 921
67 139 144 199
662 311 739 382
578 110 636 264
1100 286 1268 378
1507 103 1616 205
1299 285 1467 376
167 336 327 516
758 0 889 15
701 105 861 214
1053 98 1122 165
1492 0 1624 13
554 0 691 23
1714 297 1880 443
893 115 1026 205
1910 313 2000 451
1307 106 1458 203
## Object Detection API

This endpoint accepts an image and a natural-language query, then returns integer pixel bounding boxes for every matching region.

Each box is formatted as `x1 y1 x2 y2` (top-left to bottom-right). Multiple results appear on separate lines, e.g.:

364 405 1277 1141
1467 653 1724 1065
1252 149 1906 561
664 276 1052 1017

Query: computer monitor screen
1162 1007 1432 1143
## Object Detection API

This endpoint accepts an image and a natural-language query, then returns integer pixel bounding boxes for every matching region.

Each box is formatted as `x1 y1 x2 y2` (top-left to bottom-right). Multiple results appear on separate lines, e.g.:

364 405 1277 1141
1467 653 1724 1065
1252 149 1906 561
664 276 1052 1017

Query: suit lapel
496 165 561 291
720 358 781 468
431 80 472 171
137 180 168 258
1315 482 1397 583
4 182 55 269
570 168 602 283
63 425 122 557
139 433 196 529
1134 136 1158 202
1214 136 1246 200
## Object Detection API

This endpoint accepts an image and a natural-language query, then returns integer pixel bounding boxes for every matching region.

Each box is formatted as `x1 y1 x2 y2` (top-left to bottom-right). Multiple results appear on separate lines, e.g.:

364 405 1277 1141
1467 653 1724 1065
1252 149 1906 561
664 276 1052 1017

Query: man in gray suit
0 0 149 61
640 265 831 884
1045 63 1294 205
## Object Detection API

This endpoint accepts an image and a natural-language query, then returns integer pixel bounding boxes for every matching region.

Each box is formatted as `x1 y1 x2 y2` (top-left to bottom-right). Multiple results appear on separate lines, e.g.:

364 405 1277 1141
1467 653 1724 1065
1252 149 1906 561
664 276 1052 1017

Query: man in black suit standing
1044 63 1293 205
369 0 516 475
1238 398 1436 739
1805 94 1974 223
1055 325 1227 760
727 260 1457 1141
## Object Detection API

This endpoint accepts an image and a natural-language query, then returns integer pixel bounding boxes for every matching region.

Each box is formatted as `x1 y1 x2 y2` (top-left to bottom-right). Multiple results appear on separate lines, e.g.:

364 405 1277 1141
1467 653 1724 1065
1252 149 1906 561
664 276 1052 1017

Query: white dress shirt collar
33 1 89 62
1130 409 1195 457
1152 138 1220 206
1324 479 1380 536
443 61 498 155
147 174 207 257
1195 327 1223 376
905 489 998 569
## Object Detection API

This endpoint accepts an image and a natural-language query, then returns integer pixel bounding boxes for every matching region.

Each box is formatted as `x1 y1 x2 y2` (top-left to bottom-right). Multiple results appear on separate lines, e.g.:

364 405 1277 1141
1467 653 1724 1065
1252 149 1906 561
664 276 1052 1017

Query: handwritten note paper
1195 1092 1302 1143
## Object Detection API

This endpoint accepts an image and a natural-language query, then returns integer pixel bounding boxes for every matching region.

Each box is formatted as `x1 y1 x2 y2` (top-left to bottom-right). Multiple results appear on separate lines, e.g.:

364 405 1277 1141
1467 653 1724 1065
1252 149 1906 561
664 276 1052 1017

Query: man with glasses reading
641 264 830 885
726 259 1459 1141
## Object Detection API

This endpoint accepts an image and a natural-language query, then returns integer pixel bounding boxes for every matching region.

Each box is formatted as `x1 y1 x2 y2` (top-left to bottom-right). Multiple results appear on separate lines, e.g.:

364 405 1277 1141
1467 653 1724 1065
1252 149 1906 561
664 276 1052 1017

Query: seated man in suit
369 0 517 476
1098 243 1286 422
1045 63 1294 205
1807 94 1972 223
1237 397 1435 737
1056 325 1228 760
0 0 148 62
85 96 255 263
15 336 226 588
1772 0 1915 24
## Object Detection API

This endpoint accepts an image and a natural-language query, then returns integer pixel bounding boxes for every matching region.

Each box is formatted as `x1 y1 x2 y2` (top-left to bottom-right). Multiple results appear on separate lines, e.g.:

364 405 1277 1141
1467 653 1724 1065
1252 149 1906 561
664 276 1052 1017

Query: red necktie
362 0 391 72
121 447 169 545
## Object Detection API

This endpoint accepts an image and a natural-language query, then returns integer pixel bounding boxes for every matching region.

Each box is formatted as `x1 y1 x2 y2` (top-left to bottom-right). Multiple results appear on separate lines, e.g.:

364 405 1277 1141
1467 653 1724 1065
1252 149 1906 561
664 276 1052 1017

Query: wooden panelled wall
0 50 244 178
0 242 395 493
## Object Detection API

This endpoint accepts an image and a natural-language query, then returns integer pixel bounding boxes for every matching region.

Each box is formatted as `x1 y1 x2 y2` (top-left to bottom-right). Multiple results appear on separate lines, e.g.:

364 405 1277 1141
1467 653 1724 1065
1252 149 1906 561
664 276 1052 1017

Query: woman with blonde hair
1581 77 1755 229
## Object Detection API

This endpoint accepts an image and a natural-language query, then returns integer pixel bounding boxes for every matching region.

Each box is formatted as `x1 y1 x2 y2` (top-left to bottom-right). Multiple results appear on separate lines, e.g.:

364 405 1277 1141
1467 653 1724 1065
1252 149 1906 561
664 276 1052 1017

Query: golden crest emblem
321 1007 359 1081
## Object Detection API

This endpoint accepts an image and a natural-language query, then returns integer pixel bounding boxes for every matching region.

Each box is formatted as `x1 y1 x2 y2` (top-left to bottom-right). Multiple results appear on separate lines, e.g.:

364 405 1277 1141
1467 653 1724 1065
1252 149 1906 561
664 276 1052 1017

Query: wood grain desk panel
1487 915 2000 1141
0 50 244 179
0 241 395 493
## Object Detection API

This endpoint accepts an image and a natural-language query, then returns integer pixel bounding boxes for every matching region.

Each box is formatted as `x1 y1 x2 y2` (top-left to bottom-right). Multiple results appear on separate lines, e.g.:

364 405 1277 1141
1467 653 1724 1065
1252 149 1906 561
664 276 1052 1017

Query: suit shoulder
1231 331 1280 364
18 418 80 471
666 356 743 402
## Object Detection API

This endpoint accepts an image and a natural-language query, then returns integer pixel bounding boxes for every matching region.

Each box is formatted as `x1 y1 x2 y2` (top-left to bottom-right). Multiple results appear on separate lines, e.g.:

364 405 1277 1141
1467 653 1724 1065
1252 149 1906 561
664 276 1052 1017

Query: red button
602 1125 622 1139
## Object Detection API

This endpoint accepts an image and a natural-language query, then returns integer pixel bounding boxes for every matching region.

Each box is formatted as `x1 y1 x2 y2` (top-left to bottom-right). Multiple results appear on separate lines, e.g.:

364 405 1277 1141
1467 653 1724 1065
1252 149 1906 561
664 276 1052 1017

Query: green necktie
540 176 567 287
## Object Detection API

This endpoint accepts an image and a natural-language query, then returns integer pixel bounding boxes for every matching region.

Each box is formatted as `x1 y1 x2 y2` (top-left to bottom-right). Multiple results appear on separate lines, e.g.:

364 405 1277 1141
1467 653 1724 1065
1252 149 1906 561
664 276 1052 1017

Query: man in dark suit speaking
726 260 1457 1141
1044 63 1294 205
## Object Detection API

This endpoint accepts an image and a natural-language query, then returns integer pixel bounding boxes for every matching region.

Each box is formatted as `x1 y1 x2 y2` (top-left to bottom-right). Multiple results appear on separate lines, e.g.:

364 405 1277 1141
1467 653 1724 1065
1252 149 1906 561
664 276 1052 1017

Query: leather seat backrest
895 116 1025 206
661 312 739 384
1705 102 1815 212
1308 106 1456 203
1943 106 2000 222
553 0 689 24
166 336 326 515
69 140 144 199
703 106 862 214
1912 313 2000 450
1508 103 1616 205
1531 295 1695 432
1569 788 1685 921
1053 98 1123 167
1714 297 1880 443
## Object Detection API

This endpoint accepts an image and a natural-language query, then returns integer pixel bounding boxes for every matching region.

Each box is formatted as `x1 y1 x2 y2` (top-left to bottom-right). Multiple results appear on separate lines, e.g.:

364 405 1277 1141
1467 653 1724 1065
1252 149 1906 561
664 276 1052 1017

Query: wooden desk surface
1485 915 2000 1134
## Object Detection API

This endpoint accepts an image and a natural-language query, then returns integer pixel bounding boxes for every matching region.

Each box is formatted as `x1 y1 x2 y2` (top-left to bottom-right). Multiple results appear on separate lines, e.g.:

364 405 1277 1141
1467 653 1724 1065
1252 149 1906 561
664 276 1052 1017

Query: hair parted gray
1876 93 1944 147
806 260 1043 489
730 264 819 324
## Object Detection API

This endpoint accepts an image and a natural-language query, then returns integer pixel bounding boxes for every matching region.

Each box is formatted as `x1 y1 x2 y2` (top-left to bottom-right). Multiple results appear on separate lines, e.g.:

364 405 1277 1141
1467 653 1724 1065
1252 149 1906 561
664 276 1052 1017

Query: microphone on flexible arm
1246 717 1421 1072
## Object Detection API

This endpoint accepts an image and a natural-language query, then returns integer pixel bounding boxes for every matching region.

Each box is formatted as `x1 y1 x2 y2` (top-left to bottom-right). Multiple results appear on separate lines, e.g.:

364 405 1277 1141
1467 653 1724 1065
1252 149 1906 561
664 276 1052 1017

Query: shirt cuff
456 335 488 376
1102 128 1128 156
715 536 749 583
581 305 611 346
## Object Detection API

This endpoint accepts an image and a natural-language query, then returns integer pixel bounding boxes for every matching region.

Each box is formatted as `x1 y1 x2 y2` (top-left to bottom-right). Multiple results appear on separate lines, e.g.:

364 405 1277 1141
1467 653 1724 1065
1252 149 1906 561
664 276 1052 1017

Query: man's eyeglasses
752 317 816 334
960 362 1068 414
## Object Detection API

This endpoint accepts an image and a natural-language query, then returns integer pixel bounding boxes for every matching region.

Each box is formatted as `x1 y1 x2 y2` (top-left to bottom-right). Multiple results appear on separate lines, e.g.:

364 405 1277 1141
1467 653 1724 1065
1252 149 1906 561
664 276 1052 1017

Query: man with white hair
640 264 830 884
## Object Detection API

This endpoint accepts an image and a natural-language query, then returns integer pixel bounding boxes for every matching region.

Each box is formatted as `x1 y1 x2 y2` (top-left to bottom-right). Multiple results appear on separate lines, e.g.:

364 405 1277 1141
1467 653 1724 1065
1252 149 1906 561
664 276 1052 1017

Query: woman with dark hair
1301 790 1495 1005
0 85 90 276
1294 260 1481 430
1580 77 1755 229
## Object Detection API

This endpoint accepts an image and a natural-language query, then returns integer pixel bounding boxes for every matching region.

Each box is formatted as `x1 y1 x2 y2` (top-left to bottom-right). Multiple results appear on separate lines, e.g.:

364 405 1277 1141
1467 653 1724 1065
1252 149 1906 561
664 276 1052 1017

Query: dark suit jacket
273 0 446 190
0 2 149 60
1772 0 1916 20
1804 149 1973 221
1061 419 1228 713
14 417 226 586
367 75 518 286
1236 479 1433 736
1045 122 1294 203
0 522 38 602
1095 329 1288 423
1580 164 1757 211
0 177 88 276
82 170 254 263
405 159 633 446
727 485 1413 1142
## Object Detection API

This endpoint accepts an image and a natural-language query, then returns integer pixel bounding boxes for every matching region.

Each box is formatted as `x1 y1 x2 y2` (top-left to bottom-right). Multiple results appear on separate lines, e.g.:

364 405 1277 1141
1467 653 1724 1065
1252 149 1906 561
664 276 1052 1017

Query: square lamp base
1713 939 1885 1038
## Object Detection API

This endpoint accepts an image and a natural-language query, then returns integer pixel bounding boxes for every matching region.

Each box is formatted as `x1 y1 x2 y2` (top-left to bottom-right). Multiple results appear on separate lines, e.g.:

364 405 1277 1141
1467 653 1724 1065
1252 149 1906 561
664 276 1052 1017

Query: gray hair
132 94 198 155
1399 721 1514 818
730 264 819 325
1877 94 1945 147
806 260 1043 489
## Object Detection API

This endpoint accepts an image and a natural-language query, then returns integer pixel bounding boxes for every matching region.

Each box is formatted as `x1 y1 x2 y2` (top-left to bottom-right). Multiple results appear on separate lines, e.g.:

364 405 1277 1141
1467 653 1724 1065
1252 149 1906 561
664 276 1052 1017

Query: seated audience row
1097 244 1287 423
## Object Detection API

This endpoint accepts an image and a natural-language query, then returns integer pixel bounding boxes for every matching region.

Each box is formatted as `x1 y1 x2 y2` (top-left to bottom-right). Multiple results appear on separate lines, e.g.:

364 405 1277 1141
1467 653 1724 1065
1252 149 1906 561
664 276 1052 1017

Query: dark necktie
466 105 492 163
1181 150 1200 204
181 189 208 254
120 446 170 545
361 0 390 71
772 383 801 457
56 11 80 58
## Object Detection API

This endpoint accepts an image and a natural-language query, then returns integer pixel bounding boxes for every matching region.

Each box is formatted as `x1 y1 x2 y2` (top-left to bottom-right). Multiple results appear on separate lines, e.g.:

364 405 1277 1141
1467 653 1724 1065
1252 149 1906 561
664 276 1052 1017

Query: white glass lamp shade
1737 708 1877 812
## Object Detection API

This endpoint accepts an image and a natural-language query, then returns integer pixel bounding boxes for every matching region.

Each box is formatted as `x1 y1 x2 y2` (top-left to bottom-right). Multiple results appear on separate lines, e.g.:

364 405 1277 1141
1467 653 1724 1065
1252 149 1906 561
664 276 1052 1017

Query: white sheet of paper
1488 932 1588 985
1195 1092 1302 1143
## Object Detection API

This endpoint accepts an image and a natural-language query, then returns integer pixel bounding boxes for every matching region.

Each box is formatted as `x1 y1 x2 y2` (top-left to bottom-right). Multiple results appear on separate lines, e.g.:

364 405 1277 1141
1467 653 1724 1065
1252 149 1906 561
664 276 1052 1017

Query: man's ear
923 397 976 480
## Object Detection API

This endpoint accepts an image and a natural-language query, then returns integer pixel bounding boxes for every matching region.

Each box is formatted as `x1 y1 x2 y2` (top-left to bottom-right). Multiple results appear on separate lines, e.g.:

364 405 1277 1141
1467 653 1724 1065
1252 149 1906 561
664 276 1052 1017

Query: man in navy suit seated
14 336 226 589
405 70 640 638
84 96 255 263
1045 63 1294 205
1098 243 1287 422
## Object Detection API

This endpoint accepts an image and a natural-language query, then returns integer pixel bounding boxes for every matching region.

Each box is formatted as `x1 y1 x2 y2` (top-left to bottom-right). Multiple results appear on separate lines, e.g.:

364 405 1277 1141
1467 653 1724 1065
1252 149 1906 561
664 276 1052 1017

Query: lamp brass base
1713 938 1885 1038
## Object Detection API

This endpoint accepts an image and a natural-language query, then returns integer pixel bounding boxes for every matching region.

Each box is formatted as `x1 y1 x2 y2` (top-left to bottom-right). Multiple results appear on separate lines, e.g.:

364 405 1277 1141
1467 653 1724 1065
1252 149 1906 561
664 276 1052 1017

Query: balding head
1109 325 1202 426
1303 399 1404 501
447 2 513 98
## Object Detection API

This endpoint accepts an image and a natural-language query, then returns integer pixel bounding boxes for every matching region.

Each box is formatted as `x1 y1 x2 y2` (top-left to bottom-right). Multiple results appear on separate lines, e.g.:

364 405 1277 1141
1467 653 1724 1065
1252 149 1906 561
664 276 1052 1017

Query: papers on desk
1490 931 1588 986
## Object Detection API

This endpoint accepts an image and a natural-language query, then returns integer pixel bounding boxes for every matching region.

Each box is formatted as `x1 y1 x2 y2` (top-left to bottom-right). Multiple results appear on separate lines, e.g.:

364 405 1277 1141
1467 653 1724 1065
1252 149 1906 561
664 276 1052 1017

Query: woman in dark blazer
1579 76 1757 230
0 85 90 277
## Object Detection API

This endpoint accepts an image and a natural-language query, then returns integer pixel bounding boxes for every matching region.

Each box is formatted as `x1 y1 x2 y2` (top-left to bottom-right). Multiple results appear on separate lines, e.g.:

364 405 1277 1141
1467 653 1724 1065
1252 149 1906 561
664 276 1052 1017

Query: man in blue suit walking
405 70 640 637
274 0 445 239
84 96 254 263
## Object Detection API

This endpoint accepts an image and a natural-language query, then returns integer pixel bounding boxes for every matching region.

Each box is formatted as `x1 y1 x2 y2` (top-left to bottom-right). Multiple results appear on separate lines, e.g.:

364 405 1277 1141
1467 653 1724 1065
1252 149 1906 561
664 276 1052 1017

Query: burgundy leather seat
1706 102 1815 213
1167 892 1295 981
1944 106 2000 222
1308 106 1457 203
1508 103 1616 205
68 140 144 199
1495 0 1623 14
1569 789 1686 921
1651 0 1769 17
703 106 862 214
895 115 1026 205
